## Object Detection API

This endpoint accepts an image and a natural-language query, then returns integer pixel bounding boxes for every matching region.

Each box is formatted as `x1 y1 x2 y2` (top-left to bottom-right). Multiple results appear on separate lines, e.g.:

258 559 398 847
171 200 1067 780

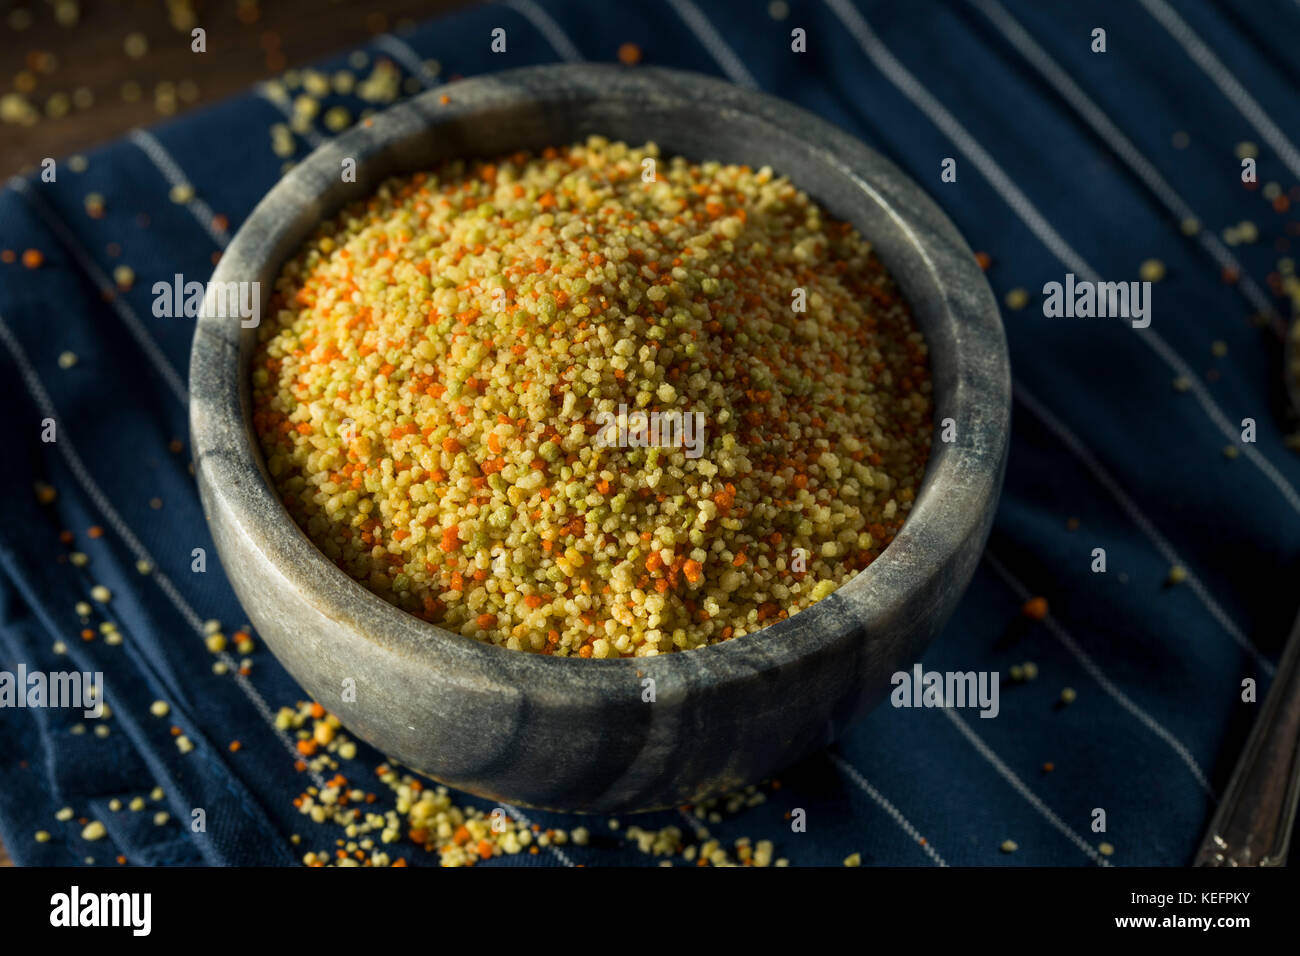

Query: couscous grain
253 138 932 656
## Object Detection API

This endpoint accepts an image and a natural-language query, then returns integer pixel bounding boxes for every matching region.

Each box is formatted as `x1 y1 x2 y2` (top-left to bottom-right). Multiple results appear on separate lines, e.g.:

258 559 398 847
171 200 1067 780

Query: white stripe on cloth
1138 0 1300 183
501 0 584 63
1014 380 1274 677
0 311 327 791
8 176 190 406
983 550 1215 797
823 0 1300 519
127 129 231 249
664 0 759 88
969 0 1280 334
828 753 948 865
941 708 1111 865
499 803 576 866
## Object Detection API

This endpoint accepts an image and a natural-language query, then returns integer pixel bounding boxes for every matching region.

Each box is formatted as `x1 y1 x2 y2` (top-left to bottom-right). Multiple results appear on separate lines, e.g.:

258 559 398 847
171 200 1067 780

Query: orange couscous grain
252 137 932 656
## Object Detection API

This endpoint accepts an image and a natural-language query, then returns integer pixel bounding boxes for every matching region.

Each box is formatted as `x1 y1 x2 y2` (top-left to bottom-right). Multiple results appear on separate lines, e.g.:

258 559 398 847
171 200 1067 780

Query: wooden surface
3 0 472 178
0 0 470 867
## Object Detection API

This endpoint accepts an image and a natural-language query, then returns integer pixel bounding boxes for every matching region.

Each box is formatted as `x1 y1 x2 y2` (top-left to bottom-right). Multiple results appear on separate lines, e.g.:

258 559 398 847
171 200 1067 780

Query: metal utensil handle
1194 610 1300 866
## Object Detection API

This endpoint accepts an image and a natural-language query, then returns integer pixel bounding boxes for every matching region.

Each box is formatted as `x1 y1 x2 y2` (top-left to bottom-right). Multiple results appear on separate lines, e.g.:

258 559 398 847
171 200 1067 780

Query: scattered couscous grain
81 821 106 841
252 138 933 656
1060 687 1077 704
1004 287 1029 310
1138 258 1165 282
35 830 51 843
999 839 1018 853
1098 842 1114 856
124 32 148 59
57 351 78 369
90 585 111 603
1167 564 1187 585
843 852 862 867
1022 596 1048 620
150 700 170 718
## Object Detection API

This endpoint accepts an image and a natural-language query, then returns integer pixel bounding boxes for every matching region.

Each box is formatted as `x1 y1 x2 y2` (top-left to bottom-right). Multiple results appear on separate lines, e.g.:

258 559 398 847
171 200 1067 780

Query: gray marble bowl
189 64 1010 813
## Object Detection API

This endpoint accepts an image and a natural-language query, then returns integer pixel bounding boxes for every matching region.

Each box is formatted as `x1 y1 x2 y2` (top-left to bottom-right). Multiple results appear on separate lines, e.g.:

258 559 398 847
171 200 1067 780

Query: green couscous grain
253 138 933 656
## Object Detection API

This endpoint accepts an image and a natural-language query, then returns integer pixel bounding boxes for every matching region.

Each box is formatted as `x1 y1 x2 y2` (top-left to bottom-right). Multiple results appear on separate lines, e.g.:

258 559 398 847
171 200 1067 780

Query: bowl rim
189 63 1010 692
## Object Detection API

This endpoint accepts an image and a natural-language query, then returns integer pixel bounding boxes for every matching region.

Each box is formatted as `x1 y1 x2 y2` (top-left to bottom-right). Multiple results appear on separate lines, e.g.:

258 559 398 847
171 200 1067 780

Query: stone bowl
189 64 1010 813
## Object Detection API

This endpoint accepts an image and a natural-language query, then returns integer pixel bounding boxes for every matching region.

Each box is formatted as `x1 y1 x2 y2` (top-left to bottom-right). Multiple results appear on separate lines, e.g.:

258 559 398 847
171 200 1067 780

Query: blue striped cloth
2 0 1297 866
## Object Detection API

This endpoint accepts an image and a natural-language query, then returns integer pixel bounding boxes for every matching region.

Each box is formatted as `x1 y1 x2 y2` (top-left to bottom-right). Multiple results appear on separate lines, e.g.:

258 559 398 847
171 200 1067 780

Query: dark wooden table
3 0 471 177
1 0 470 868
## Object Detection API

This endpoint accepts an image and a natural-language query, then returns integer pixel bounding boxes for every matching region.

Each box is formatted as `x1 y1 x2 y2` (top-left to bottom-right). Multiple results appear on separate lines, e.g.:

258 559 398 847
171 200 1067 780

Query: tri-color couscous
252 137 932 657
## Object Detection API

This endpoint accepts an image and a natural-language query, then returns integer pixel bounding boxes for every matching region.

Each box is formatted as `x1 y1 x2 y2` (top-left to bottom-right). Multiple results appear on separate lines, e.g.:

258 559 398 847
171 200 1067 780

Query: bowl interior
191 64 1009 688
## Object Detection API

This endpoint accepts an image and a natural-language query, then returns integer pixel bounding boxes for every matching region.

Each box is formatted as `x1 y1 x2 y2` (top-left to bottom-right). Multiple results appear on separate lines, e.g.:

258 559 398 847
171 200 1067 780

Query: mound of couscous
252 137 931 657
